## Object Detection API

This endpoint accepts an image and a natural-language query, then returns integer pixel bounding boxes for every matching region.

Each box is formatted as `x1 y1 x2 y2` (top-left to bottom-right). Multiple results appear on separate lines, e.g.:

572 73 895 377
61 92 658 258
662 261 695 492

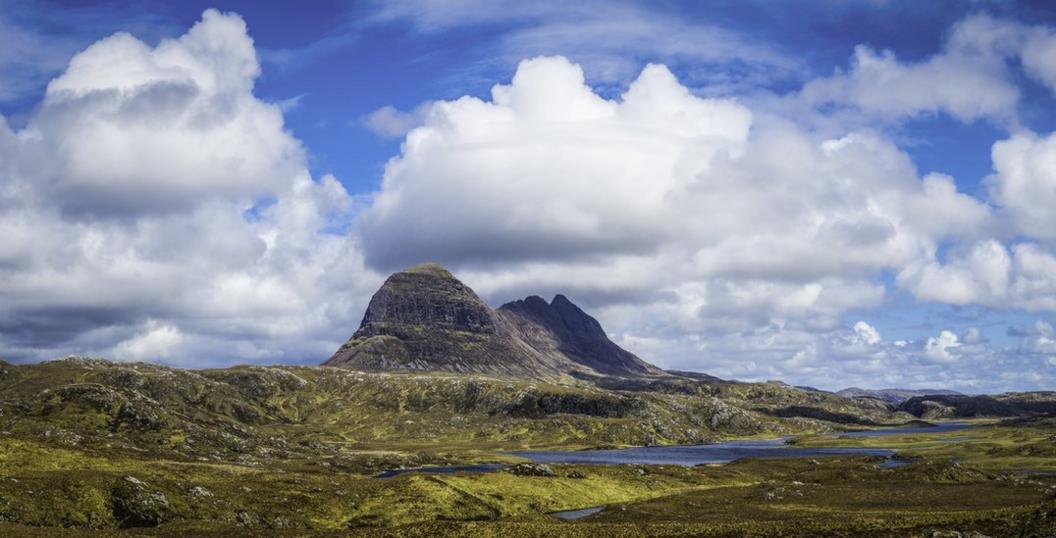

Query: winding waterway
377 422 973 478
831 421 973 438
507 438 895 466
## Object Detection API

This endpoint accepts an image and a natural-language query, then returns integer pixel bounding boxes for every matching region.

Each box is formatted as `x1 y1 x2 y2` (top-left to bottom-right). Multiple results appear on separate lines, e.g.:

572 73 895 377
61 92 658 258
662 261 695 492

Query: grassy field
792 418 1056 472
1 422 1055 536
2 359 1055 535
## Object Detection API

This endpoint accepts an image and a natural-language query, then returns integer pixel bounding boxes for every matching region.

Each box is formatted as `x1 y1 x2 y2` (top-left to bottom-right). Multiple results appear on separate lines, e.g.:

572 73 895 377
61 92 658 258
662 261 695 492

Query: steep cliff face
324 263 545 377
354 263 499 337
324 263 663 379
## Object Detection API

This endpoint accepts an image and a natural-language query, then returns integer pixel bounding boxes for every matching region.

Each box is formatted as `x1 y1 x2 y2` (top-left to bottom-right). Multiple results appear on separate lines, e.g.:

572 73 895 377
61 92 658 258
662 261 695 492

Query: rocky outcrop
506 463 556 477
324 263 664 379
111 476 173 528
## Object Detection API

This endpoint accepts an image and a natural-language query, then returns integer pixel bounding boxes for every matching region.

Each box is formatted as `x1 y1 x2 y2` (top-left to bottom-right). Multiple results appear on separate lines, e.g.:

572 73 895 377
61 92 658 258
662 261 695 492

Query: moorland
2 264 1054 536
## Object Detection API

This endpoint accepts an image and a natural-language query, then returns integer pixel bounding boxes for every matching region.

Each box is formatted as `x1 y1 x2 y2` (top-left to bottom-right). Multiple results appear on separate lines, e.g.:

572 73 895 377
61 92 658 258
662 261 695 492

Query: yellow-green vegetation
793 418 1056 472
0 357 900 460
2 358 1056 535
1 450 1054 536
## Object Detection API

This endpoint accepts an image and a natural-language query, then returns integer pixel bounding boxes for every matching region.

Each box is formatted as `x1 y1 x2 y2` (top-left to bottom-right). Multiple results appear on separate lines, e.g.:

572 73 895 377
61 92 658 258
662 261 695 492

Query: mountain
837 387 963 404
500 294 659 376
324 263 663 379
898 392 1056 419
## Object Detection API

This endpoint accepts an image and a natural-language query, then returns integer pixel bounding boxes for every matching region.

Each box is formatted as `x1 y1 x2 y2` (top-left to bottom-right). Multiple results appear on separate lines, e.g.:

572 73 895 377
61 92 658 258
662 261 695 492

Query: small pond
550 506 605 520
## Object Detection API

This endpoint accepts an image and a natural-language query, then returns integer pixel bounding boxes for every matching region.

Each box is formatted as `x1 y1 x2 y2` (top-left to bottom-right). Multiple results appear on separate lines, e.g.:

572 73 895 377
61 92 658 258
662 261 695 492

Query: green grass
3 426 1056 534
792 419 1056 471
2 358 1056 535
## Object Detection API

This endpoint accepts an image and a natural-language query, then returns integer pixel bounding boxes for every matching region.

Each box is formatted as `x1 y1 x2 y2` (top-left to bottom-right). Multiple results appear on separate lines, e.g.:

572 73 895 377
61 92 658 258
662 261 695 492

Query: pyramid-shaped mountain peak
324 264 664 379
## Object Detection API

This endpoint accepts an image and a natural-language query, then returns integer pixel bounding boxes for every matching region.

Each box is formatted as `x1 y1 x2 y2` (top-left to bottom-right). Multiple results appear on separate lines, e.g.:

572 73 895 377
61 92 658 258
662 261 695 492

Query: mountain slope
0 357 904 460
324 263 664 379
323 263 546 377
498 294 661 376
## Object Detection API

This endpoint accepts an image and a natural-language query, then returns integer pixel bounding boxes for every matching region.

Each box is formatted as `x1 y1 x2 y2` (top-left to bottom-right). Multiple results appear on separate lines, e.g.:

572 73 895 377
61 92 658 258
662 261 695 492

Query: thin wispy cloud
368 0 806 93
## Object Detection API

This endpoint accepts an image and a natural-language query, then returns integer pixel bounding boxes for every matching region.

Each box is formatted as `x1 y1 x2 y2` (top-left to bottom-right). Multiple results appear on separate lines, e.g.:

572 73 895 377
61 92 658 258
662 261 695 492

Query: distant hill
0 356 904 464
898 392 1056 419
324 263 664 379
766 380 830 394
837 387 963 404
666 370 722 382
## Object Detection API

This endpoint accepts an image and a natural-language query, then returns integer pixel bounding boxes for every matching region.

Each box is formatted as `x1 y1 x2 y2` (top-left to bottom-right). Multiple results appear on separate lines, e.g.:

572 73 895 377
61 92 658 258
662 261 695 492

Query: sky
1 0 1056 393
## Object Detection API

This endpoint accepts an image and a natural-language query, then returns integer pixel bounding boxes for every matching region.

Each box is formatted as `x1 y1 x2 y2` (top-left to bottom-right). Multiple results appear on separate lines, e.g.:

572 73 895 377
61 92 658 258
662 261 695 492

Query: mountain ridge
324 263 665 379
837 387 964 404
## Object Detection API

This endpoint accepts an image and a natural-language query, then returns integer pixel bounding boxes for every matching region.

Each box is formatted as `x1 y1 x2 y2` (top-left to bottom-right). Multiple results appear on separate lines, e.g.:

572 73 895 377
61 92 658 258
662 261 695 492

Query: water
550 506 604 520
508 439 894 466
834 422 973 438
377 422 974 477
877 458 913 469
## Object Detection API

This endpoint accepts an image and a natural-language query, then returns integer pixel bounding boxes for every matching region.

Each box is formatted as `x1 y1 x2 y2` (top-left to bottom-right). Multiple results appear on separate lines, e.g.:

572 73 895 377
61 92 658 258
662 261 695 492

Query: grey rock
325 263 665 379
507 463 556 477
189 485 213 497
235 510 259 527
111 478 173 528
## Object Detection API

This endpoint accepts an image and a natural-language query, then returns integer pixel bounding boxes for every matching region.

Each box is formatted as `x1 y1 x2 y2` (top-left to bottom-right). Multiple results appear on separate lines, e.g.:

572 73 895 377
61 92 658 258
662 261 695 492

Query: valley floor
2 360 1055 536
1 420 1055 537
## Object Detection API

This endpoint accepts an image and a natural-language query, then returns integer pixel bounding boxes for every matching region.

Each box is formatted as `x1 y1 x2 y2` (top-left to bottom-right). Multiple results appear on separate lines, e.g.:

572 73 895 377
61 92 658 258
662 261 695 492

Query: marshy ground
1 359 1054 536
1 421 1055 536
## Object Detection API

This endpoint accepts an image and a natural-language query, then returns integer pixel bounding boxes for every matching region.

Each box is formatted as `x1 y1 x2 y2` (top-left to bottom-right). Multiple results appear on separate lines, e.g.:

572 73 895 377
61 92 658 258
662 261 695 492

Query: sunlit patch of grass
2 359 1055 534
793 420 1056 471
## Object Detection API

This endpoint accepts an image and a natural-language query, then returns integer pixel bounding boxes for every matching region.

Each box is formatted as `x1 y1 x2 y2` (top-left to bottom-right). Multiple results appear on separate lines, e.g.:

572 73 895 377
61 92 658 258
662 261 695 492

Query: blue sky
2 0 1056 393
5 0 1050 192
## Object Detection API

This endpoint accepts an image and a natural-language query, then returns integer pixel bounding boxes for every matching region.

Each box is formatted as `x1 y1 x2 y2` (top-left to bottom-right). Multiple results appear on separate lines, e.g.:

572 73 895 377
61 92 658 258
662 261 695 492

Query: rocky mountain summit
324 263 663 379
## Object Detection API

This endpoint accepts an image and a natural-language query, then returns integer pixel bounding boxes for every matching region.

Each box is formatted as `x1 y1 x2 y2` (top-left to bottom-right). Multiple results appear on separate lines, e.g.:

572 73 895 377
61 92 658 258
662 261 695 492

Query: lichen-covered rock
507 463 556 477
110 476 173 528
502 389 643 418
53 384 122 413
235 510 259 527
115 400 164 431
189 485 213 498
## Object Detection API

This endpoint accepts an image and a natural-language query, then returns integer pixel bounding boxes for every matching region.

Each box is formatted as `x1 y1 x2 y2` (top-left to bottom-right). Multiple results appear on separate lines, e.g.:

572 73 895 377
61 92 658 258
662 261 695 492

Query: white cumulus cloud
853 321 881 346
924 330 961 363
0 9 379 365
352 52 1056 392
988 131 1056 240
4 9 1056 393
360 55 991 333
